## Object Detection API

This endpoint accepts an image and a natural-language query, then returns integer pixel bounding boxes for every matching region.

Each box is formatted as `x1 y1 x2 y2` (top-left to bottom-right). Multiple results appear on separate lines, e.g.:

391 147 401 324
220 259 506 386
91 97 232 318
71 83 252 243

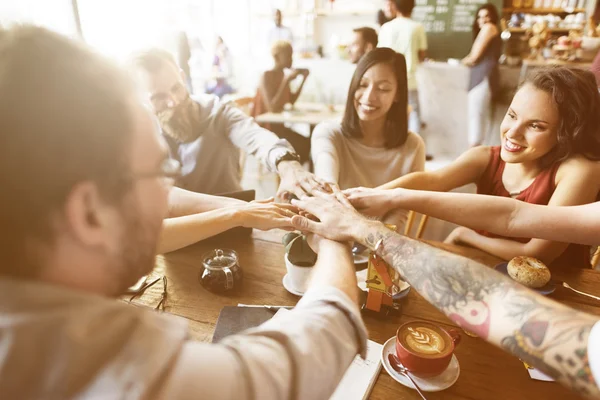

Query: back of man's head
353 27 378 48
0 25 135 277
394 0 415 16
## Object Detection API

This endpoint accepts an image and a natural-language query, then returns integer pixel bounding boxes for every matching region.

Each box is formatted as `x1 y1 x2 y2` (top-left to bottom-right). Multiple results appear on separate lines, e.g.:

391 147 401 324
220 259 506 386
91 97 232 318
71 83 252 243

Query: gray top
165 94 295 194
468 34 502 95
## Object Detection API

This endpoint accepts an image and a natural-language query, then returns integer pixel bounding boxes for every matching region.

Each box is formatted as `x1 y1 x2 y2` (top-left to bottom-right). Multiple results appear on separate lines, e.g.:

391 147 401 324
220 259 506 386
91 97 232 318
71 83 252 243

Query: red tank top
476 146 592 270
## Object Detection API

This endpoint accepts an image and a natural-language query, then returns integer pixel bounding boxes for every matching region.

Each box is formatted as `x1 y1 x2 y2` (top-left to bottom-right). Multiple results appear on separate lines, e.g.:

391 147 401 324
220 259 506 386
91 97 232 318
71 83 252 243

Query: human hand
290 191 375 242
276 161 334 201
297 68 310 77
235 198 298 231
444 226 476 245
461 57 474 67
287 69 303 80
343 187 400 218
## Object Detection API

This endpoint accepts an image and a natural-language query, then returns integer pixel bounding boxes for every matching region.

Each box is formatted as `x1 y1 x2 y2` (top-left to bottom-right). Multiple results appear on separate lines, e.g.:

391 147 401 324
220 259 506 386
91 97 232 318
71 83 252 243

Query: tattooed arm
291 192 600 398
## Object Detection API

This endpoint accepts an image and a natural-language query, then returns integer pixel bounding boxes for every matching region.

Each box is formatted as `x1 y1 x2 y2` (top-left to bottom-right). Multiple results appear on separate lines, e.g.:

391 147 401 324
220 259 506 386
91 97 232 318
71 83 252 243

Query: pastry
507 256 551 288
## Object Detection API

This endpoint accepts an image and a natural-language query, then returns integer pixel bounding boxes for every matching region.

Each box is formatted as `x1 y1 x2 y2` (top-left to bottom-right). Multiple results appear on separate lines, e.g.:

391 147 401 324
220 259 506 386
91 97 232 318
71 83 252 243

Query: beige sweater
311 121 425 189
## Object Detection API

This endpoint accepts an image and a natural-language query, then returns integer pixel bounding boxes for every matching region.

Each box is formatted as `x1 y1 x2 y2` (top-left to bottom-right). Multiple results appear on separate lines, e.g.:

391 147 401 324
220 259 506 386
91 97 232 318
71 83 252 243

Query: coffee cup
284 253 313 293
395 320 461 378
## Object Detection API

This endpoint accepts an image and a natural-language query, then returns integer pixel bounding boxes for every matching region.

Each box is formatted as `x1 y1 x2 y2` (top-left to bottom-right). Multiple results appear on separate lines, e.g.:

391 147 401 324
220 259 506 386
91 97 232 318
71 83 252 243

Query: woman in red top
348 67 600 269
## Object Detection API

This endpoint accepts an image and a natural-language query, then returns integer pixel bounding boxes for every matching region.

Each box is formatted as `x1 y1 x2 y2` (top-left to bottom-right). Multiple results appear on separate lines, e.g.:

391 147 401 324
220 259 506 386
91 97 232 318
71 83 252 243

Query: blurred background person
206 36 234 98
253 40 311 163
376 0 398 26
268 9 294 47
348 27 378 64
378 0 429 159
462 4 502 147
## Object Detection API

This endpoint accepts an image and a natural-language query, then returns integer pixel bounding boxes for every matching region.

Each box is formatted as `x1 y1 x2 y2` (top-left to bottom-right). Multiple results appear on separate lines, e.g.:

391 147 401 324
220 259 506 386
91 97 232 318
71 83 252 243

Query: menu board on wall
412 0 503 60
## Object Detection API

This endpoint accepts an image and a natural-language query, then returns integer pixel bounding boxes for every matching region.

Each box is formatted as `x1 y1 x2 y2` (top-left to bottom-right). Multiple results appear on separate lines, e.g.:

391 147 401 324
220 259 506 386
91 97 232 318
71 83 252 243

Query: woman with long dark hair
462 3 502 147
311 47 425 192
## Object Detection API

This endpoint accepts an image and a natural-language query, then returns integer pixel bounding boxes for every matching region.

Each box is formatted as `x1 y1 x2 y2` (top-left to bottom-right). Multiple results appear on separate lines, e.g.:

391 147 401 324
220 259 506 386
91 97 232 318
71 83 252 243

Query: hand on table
276 160 335 201
343 187 400 218
234 198 298 231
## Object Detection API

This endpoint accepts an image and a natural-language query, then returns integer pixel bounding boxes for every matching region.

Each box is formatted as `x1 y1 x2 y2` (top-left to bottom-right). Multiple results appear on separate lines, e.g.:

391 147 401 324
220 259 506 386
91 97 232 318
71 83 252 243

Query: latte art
404 327 447 355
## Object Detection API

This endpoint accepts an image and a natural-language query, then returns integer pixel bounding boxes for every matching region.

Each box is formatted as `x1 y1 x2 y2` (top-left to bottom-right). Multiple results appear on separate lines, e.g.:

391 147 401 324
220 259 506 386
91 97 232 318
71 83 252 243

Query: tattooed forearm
360 221 600 397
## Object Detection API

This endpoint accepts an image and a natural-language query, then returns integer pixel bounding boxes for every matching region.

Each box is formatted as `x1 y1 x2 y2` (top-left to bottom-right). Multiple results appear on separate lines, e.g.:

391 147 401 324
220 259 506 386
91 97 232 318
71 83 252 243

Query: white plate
380 337 460 392
353 253 370 264
282 274 305 296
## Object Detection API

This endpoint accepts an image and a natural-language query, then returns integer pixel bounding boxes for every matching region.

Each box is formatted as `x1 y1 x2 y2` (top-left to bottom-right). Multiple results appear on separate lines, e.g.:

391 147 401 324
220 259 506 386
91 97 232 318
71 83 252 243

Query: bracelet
374 238 383 252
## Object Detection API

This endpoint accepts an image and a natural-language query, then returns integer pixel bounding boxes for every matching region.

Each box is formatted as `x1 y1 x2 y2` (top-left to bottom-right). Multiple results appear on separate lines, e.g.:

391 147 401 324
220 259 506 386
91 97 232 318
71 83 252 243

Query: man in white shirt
0 25 367 399
267 9 294 47
131 48 324 200
348 27 378 64
378 0 427 137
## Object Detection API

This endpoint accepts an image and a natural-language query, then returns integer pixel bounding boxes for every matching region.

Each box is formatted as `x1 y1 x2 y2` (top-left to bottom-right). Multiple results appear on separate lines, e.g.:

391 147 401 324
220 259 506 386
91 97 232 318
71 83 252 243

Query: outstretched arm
347 159 600 248
376 145 490 191
159 200 296 254
168 187 245 217
291 192 600 398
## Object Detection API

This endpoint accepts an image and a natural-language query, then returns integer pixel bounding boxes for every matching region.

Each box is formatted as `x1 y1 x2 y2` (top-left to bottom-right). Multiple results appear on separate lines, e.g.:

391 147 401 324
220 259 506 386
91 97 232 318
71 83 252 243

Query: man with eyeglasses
131 48 327 201
0 26 366 399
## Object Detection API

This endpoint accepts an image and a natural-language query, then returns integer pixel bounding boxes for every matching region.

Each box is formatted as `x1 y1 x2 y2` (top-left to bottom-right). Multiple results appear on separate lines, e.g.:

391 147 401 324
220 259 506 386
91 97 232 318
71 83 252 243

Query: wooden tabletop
134 229 600 400
254 102 343 126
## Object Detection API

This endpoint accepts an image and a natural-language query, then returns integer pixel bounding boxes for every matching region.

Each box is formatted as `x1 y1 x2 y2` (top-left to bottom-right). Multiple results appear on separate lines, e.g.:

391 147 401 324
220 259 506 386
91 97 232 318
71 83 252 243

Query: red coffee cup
395 321 461 378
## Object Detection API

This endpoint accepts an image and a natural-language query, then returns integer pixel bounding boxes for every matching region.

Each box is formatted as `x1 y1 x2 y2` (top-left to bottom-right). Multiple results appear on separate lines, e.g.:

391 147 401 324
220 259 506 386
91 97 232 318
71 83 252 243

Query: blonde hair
271 40 292 58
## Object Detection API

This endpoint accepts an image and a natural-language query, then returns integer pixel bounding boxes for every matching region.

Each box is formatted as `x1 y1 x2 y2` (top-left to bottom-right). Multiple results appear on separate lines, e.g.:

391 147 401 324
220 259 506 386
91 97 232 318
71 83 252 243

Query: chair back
404 211 429 239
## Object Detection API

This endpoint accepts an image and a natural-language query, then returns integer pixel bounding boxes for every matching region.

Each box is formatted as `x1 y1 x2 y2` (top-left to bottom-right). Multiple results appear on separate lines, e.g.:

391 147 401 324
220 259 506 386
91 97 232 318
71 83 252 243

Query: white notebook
329 339 383 400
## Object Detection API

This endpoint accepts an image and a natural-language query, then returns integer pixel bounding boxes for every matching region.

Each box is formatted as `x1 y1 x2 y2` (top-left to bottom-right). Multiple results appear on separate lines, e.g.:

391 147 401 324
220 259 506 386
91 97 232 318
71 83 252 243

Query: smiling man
131 48 326 200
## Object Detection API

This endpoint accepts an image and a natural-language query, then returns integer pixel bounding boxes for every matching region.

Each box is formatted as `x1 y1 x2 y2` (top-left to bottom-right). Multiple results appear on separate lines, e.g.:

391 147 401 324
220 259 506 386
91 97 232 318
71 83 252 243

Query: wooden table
136 229 600 400
254 102 343 128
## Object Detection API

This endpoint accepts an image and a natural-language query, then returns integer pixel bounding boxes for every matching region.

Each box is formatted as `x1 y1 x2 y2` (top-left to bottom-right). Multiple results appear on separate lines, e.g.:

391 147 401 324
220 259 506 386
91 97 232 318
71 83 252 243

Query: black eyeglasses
128 275 168 312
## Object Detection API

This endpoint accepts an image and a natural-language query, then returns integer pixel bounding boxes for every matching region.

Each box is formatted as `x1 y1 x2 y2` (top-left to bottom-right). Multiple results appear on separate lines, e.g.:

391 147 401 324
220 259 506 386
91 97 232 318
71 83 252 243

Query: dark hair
341 48 409 148
353 27 378 48
394 0 415 16
0 25 135 277
131 48 179 74
472 3 500 40
522 67 600 167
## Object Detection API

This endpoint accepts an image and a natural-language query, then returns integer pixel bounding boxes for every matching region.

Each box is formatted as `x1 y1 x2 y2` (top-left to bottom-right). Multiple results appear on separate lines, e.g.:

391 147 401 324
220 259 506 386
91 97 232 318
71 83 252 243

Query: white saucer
282 274 305 296
353 252 370 265
380 337 460 392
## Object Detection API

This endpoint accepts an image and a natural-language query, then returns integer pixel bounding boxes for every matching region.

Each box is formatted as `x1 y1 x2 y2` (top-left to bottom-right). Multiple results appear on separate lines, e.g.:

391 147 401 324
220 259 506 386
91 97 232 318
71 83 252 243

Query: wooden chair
404 211 429 239
592 246 600 269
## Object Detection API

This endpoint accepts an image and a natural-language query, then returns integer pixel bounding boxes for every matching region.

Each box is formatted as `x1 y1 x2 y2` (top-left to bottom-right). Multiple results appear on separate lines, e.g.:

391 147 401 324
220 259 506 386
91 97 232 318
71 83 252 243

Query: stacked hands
263 184 403 251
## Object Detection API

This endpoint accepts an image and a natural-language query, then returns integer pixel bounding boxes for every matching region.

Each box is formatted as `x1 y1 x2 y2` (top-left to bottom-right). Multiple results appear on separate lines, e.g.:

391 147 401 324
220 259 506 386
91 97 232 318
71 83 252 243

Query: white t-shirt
311 121 425 190
378 17 428 91
587 321 600 387
268 25 294 46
